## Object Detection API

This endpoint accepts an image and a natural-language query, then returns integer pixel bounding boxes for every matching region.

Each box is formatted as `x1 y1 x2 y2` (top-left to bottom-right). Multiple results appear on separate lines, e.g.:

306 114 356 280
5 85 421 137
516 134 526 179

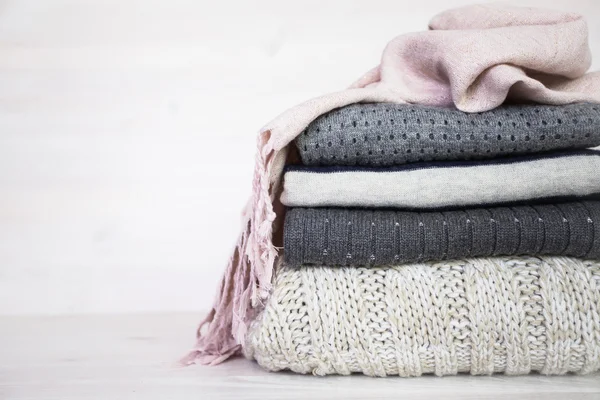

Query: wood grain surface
1 313 599 399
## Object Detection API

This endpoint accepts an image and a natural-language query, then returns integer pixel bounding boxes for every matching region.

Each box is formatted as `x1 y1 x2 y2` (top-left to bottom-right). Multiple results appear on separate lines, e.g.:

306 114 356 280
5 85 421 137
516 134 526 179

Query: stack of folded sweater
185 4 600 379
244 103 600 376
285 103 600 264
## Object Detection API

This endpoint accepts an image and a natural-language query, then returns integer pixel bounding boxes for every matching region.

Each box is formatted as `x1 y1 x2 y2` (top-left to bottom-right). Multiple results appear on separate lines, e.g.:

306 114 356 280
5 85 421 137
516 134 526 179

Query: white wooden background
0 0 599 315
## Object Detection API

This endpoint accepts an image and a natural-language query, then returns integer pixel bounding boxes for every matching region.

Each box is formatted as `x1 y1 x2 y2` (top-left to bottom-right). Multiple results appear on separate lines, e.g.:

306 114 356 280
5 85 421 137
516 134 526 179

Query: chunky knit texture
296 103 600 166
284 202 600 267
245 257 600 377
281 151 600 209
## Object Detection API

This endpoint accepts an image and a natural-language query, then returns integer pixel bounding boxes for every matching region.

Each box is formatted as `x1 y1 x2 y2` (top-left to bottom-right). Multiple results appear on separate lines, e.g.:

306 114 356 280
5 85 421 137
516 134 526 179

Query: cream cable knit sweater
245 257 600 377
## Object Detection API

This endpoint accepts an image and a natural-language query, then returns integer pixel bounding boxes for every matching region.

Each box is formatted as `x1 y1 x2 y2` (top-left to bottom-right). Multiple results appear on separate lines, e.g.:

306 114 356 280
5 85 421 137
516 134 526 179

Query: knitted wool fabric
284 202 600 267
244 257 600 377
186 4 600 365
281 151 600 209
295 103 600 166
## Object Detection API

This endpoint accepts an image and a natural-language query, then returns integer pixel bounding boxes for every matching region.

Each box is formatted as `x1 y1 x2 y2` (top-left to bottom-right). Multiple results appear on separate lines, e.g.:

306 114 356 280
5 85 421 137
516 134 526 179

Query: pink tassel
181 131 279 365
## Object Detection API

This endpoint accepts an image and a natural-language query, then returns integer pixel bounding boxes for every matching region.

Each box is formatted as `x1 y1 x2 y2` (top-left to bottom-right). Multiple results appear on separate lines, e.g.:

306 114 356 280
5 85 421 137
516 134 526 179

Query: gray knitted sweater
295 102 600 166
283 202 600 267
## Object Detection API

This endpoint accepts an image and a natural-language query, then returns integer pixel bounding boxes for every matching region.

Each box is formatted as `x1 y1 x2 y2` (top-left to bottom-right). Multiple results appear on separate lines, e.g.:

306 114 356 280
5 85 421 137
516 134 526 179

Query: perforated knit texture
284 202 600 267
245 257 600 377
295 103 600 166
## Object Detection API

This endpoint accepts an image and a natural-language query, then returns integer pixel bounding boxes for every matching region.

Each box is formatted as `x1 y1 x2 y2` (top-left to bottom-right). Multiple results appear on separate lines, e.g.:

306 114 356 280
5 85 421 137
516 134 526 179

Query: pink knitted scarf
181 4 600 366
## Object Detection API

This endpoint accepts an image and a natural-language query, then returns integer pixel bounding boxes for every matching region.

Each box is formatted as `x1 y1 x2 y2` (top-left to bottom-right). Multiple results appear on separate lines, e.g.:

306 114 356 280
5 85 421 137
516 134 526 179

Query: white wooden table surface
1 313 599 400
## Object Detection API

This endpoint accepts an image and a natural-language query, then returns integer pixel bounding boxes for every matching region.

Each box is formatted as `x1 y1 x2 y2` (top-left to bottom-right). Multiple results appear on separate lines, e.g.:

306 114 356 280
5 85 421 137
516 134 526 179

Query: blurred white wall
0 0 598 315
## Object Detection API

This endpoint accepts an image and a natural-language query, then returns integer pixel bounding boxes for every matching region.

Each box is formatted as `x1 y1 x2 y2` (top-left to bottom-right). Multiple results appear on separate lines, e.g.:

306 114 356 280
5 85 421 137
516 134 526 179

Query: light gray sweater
281 151 600 209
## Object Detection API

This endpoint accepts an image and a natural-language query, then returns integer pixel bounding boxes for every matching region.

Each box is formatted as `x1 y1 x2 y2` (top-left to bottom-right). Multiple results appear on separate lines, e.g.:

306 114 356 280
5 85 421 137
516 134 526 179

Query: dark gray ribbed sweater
283 202 600 267
295 102 600 166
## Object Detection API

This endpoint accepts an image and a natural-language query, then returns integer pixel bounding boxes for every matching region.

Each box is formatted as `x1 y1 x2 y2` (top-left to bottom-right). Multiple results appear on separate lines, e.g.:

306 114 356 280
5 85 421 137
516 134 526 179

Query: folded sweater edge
285 149 600 173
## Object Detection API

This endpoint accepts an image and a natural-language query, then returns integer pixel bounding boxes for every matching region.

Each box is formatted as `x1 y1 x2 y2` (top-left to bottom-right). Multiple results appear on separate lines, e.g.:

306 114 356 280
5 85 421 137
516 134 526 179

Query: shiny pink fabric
182 4 600 365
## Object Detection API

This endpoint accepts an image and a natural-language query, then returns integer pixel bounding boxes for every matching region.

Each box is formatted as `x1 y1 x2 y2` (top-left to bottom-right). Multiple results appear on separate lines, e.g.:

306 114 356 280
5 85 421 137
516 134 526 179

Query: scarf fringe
180 131 278 366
